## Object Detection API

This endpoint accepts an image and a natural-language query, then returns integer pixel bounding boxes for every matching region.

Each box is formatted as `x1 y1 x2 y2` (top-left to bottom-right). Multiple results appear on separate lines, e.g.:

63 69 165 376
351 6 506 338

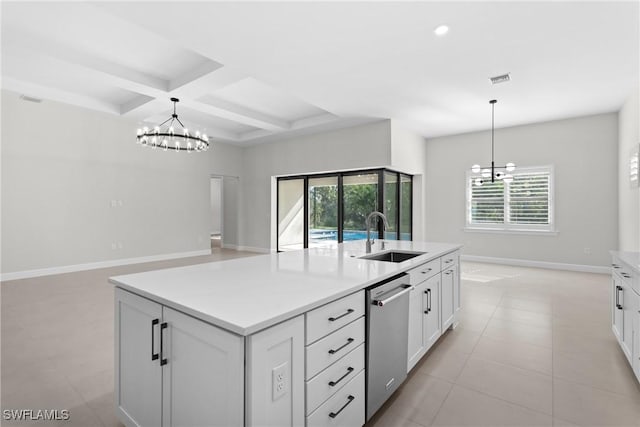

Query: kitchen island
111 240 461 427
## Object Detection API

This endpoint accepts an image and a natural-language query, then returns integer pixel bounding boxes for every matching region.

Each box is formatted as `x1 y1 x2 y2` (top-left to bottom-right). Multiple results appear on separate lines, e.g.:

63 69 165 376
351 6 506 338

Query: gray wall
617 91 640 252
1 90 241 274
210 178 222 235
424 113 619 267
241 120 392 251
390 121 428 241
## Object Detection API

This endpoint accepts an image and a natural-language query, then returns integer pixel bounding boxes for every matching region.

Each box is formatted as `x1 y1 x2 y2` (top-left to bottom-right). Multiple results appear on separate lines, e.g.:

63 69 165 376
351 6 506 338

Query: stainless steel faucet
365 211 390 253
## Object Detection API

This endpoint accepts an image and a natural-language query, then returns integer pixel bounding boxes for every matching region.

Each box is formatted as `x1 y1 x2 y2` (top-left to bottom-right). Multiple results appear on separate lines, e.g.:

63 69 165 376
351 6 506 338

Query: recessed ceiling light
434 25 449 36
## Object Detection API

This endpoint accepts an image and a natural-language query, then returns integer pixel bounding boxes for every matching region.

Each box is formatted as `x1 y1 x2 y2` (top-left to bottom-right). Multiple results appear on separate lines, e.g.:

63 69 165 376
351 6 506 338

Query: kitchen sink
360 250 425 263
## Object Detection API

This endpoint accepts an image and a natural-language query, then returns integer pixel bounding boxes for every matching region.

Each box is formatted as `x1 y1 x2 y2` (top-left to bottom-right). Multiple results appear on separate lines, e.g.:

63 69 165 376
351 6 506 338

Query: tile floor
367 263 640 427
2 256 639 426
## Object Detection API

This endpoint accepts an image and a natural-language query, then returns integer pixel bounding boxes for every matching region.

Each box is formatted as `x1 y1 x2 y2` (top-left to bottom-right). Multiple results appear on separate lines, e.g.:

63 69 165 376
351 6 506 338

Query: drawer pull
151 318 159 361
444 270 453 275
328 366 354 387
621 273 631 278
421 268 432 274
328 308 354 322
612 264 621 269
160 322 168 366
328 338 354 355
328 395 355 419
444 258 453 264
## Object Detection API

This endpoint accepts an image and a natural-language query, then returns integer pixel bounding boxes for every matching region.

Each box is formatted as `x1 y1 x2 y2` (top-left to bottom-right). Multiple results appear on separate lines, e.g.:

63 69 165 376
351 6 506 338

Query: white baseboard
1 249 213 282
461 254 610 274
221 243 272 254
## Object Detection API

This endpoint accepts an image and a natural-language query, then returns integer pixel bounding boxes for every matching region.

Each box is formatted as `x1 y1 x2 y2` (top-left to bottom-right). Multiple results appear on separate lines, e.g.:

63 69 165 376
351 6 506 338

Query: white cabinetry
115 288 244 427
304 290 365 427
246 316 305 427
407 250 460 372
611 253 640 384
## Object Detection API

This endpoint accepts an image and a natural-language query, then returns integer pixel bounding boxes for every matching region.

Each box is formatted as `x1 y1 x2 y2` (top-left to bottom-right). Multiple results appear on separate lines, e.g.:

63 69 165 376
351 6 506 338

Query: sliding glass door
343 172 379 241
308 176 339 248
277 169 412 251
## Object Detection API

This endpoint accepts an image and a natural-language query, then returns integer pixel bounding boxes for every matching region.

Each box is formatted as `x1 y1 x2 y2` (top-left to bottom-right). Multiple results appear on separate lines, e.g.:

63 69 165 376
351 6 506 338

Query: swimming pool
309 230 410 241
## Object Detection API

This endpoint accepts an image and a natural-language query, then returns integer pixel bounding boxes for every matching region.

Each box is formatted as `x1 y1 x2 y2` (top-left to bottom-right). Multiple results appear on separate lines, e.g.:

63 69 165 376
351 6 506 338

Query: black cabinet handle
444 270 453 275
616 286 623 310
328 309 354 322
151 318 159 361
328 338 354 355
423 288 431 313
328 367 354 387
329 395 355 419
421 268 432 274
612 264 620 269
160 322 168 366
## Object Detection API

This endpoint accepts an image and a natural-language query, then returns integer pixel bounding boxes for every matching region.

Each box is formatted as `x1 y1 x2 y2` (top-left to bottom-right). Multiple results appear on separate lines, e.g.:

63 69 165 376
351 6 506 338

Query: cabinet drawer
613 260 640 295
306 291 364 345
306 343 364 415
407 258 440 285
441 251 459 271
306 317 365 379
306 370 365 427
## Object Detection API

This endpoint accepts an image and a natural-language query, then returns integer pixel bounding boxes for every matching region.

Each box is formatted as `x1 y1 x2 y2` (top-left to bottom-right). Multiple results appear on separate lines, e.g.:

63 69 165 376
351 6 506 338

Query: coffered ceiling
2 2 638 145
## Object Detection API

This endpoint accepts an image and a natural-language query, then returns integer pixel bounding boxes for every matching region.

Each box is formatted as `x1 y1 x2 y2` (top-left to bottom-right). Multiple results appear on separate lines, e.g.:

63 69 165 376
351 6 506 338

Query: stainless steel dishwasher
366 273 411 420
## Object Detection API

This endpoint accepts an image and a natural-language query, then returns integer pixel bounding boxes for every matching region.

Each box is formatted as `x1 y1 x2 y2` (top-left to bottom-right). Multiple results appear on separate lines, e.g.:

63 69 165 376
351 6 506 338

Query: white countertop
611 250 640 274
110 240 461 336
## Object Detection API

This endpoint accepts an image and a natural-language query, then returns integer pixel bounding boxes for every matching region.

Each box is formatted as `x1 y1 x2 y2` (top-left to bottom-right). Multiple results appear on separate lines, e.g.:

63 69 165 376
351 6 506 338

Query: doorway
210 176 223 251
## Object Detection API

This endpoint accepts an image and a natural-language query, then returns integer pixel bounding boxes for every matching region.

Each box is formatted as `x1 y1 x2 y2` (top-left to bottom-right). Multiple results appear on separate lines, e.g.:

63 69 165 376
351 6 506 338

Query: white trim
1 249 212 282
221 244 272 254
464 227 559 236
461 254 610 274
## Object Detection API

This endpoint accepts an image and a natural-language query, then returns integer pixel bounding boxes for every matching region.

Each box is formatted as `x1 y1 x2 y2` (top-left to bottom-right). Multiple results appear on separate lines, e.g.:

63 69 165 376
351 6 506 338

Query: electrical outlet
272 362 288 401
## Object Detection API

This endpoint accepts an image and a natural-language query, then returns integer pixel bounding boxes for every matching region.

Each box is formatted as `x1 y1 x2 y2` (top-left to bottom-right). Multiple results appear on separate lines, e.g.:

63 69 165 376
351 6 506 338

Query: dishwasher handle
372 284 412 307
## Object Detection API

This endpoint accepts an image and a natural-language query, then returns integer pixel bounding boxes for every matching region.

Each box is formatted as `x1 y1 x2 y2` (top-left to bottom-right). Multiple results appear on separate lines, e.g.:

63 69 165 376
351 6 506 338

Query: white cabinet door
612 275 624 343
246 315 305 427
441 267 456 331
407 281 427 371
424 274 441 350
115 288 162 427
621 283 634 363
161 307 244 427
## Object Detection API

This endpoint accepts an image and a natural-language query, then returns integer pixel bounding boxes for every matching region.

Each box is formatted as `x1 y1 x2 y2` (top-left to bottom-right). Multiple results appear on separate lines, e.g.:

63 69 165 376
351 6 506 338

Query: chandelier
136 98 209 152
471 99 515 186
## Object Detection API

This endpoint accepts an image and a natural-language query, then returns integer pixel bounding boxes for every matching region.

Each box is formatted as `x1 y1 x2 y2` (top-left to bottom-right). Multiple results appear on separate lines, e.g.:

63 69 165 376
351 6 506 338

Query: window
277 169 412 251
466 166 554 232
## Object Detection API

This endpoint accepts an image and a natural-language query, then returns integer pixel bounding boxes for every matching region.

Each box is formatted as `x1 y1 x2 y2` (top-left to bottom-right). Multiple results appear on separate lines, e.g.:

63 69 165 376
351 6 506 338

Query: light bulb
506 162 516 172
503 174 514 183
471 164 481 173
203 134 208 142
142 127 149 133
475 178 483 186
136 128 142 136
175 141 180 151
184 128 189 136
154 126 160 134
169 127 174 135
187 142 193 151
481 169 491 178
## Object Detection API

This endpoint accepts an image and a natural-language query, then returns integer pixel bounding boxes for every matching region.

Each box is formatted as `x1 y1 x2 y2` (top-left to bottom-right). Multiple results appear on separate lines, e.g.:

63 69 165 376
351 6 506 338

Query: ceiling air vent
19 94 42 103
489 73 511 85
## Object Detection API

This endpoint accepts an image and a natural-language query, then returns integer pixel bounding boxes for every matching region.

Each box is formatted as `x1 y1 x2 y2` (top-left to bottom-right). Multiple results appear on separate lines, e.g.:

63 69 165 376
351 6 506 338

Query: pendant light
471 99 515 186
136 98 209 152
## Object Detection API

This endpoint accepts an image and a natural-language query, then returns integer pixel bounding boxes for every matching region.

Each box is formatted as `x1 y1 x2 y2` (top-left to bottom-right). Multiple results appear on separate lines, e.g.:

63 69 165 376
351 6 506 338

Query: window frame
276 168 412 251
465 165 555 233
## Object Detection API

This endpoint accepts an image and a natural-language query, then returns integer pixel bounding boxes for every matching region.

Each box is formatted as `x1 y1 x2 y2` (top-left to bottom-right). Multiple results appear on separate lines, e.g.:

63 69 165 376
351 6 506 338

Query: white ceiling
2 1 638 145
